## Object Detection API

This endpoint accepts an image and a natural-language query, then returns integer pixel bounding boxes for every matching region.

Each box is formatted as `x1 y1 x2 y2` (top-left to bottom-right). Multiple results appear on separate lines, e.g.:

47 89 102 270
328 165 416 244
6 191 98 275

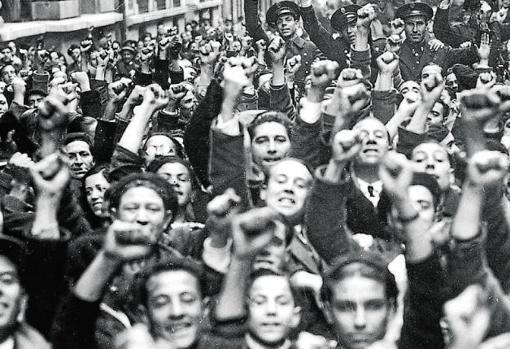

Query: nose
74 155 83 165
267 140 277 154
353 307 367 330
91 188 101 200
135 209 149 225
265 299 277 316
169 300 184 319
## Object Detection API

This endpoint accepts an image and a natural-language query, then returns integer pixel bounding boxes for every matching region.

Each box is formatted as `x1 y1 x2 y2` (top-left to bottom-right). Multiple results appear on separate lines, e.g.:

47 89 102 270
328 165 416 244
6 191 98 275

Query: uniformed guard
245 0 322 96
395 1 480 82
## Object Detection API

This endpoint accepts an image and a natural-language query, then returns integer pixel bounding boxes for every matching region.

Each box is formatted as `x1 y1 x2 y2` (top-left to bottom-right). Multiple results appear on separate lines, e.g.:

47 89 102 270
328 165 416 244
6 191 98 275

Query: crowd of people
3 0 510 348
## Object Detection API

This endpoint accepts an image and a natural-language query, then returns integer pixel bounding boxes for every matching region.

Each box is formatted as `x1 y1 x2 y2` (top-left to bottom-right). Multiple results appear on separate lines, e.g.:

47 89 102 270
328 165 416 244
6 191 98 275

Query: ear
290 306 302 329
16 293 28 323
260 184 267 202
110 207 118 219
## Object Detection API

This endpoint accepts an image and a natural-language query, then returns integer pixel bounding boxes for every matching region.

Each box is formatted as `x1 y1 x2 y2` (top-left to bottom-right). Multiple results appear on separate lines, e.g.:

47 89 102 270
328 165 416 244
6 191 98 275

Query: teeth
279 198 294 204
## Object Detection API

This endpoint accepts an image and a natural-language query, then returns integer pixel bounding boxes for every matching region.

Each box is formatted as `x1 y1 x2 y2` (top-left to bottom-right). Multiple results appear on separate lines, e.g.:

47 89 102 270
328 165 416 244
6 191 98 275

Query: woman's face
84 171 110 217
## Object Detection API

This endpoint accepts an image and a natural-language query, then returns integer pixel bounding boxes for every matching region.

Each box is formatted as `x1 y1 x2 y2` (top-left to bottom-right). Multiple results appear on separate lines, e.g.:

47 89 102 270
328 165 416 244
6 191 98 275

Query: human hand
476 71 496 89
331 129 363 163
126 85 146 106
255 39 267 52
231 207 282 260
357 4 377 28
102 220 158 262
206 188 241 245
108 78 132 103
459 89 510 125
443 284 490 349
477 33 491 64
295 332 336 349
286 55 302 78
141 83 169 111
377 51 399 74
38 90 74 131
267 36 286 65
70 71 91 91
8 152 34 170
428 39 445 52
466 150 509 186
389 18 405 36
80 39 93 53
30 153 70 198
386 35 403 54
11 77 26 96
379 152 415 202
420 73 444 107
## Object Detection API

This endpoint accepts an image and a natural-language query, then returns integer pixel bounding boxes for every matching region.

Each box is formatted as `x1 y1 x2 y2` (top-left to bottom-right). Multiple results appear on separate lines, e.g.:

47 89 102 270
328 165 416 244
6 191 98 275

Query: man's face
341 23 357 45
404 16 427 44
264 160 313 225
276 14 298 39
353 118 389 167
147 270 203 349
0 255 25 334
445 73 458 96
144 135 177 164
27 93 44 109
330 275 390 349
84 171 110 217
64 140 95 179
144 36 152 47
1 49 12 62
157 162 192 207
117 186 167 228
411 142 452 191
426 102 445 129
248 275 300 345
251 121 291 172
71 48 81 61
253 223 287 272
2 65 16 85
399 81 421 102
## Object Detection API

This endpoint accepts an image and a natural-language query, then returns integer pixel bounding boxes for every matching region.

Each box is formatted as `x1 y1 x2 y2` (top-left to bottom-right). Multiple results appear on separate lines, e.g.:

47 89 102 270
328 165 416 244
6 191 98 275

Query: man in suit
396 2 480 82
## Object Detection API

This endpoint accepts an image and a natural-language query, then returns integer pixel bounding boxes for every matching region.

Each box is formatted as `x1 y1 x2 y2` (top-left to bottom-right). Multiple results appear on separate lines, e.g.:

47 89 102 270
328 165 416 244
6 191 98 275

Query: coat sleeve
184 80 224 188
300 6 349 70
244 0 269 43
305 165 353 264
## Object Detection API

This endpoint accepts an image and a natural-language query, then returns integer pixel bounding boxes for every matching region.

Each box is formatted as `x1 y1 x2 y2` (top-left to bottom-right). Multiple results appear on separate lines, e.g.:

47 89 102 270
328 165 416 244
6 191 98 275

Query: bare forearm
215 256 251 320
452 182 483 241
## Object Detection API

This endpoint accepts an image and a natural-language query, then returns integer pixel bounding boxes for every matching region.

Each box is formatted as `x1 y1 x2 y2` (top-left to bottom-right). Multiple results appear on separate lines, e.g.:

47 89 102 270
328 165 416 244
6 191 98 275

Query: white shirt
356 178 383 207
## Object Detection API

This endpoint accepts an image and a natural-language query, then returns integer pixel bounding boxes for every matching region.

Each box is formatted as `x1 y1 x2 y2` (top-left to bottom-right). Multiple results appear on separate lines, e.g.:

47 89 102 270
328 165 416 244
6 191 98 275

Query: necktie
367 185 375 198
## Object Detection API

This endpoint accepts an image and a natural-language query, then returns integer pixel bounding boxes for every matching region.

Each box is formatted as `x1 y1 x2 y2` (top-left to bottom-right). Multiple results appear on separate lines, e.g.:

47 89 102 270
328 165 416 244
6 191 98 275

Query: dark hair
134 257 204 307
247 268 298 302
67 44 80 57
106 172 178 213
147 155 198 188
247 111 292 139
323 250 398 308
27 89 47 98
63 132 95 155
81 165 111 224
411 139 454 165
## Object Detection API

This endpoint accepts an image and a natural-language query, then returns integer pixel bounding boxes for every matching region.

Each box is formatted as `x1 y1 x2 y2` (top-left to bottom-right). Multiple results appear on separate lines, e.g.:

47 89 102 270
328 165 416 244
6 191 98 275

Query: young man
396 2 479 81
244 0 321 93
62 133 96 180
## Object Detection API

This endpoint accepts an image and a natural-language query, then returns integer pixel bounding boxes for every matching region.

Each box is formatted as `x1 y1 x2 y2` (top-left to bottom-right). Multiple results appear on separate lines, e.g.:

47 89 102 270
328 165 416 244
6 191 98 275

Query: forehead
157 162 189 174
85 171 109 187
412 142 448 158
431 102 444 113
330 275 386 300
65 140 91 152
249 275 293 297
400 81 420 93
145 135 174 147
253 121 289 138
422 64 441 75
446 73 457 82
120 186 164 205
269 160 312 181
0 255 17 274
353 118 386 132
147 270 200 296
405 15 427 24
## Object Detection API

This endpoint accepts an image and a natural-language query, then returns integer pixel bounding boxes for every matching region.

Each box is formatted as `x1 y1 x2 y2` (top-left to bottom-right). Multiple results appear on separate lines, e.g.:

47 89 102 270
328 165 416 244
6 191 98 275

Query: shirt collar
245 334 292 349
289 35 305 48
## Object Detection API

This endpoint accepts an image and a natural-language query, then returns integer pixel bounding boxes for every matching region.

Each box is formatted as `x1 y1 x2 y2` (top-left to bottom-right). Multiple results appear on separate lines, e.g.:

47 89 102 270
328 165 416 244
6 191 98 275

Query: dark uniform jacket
398 37 479 82
244 0 321 91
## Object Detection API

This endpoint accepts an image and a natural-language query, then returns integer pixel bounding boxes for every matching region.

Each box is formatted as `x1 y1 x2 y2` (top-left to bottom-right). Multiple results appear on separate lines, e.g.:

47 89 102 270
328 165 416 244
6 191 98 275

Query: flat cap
330 5 361 31
396 2 434 21
266 1 300 26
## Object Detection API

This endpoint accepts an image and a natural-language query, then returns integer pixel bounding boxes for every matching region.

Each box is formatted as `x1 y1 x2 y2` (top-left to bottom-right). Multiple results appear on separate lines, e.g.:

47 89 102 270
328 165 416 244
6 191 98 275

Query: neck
353 163 380 183
173 206 187 223
283 32 297 42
